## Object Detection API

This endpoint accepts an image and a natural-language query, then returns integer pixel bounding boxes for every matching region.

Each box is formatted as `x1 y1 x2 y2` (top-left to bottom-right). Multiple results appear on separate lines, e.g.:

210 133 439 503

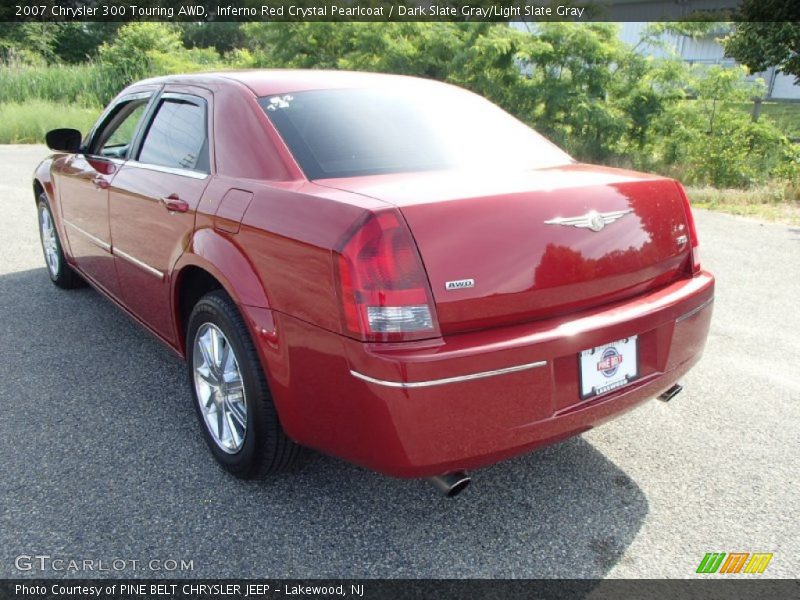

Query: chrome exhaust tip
658 383 683 402
427 472 471 497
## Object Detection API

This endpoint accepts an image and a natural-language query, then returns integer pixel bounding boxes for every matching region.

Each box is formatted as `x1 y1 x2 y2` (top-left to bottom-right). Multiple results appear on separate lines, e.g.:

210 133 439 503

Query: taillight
334 210 440 342
675 182 701 273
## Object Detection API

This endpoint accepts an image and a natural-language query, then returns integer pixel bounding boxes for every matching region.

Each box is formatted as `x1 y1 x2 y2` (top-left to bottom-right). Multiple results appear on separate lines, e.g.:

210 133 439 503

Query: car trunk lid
316 164 693 335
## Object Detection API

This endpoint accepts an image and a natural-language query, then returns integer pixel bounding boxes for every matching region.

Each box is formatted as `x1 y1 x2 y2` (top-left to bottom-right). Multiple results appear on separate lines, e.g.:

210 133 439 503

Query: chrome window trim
64 220 111 252
113 248 164 280
125 160 208 180
350 360 547 389
676 297 714 323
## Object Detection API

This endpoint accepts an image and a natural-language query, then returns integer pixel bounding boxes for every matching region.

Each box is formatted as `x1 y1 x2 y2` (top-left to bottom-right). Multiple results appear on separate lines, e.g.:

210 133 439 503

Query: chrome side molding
350 360 547 389
676 297 714 323
64 220 111 252
113 248 164 280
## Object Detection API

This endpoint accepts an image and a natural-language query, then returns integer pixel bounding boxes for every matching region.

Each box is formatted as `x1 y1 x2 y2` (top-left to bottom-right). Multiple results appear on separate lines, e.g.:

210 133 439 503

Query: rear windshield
259 84 572 179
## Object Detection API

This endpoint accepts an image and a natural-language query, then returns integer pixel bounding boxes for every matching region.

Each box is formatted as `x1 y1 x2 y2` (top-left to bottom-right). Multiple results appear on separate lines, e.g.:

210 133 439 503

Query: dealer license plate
579 336 638 399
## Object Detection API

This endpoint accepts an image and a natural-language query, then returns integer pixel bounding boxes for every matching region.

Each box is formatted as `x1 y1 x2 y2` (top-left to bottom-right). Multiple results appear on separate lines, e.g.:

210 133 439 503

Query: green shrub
642 65 796 187
96 23 221 101
651 107 793 187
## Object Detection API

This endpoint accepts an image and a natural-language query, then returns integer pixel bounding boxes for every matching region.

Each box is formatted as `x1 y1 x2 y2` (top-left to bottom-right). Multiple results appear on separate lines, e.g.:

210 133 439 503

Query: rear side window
138 98 208 172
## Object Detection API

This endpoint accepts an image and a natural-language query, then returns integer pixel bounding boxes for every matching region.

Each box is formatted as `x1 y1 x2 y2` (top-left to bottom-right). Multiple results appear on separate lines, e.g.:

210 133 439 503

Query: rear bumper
249 271 714 478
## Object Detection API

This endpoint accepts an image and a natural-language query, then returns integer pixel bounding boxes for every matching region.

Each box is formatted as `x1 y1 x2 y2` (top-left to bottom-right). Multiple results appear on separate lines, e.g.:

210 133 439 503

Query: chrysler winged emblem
544 209 633 232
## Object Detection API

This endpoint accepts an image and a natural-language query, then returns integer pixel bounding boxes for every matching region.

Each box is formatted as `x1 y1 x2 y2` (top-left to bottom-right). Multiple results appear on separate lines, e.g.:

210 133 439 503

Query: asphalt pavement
1 145 798 578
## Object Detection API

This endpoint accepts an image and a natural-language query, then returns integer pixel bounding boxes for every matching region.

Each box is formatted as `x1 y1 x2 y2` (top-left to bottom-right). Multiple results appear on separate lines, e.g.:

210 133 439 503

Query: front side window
260 84 572 179
91 98 149 159
138 98 208 172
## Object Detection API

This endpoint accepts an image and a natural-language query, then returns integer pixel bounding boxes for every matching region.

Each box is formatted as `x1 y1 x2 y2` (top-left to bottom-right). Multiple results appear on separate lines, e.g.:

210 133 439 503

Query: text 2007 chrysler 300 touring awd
34 70 713 496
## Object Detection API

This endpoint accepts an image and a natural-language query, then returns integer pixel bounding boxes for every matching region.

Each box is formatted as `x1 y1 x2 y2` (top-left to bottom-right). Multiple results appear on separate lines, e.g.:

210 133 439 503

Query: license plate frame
578 336 639 400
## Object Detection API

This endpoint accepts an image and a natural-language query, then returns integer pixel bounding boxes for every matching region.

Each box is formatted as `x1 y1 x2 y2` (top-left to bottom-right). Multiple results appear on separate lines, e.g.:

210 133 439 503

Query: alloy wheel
192 323 248 454
39 205 59 277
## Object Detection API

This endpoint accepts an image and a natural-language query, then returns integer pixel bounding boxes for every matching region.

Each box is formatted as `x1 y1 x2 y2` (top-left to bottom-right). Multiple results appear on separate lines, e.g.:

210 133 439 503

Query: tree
0 23 59 63
96 23 184 101
54 24 121 64
180 23 245 55
722 0 800 82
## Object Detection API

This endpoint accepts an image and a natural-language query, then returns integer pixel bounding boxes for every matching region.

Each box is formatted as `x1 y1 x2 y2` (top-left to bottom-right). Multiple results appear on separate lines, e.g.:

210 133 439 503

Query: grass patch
734 101 800 139
759 103 800 140
686 183 800 226
0 63 112 106
0 101 100 144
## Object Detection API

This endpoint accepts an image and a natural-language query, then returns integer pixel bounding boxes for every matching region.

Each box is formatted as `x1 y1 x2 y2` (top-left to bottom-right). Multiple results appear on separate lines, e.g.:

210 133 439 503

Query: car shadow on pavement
0 268 648 579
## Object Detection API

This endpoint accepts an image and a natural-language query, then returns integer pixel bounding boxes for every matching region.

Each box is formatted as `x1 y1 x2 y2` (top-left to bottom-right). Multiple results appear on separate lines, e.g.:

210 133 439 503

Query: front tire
37 195 83 289
186 291 301 478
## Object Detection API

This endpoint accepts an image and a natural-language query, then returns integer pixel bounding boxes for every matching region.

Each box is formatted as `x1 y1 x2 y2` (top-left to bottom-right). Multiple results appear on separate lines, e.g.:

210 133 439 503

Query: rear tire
186 290 302 478
37 194 83 289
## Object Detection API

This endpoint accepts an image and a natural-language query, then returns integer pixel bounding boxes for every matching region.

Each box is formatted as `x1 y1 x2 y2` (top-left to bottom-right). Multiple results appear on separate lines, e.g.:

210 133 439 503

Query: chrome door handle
161 194 189 213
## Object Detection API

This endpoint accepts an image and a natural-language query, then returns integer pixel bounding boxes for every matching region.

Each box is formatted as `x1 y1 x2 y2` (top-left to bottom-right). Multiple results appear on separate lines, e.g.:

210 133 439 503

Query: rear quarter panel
234 181 386 333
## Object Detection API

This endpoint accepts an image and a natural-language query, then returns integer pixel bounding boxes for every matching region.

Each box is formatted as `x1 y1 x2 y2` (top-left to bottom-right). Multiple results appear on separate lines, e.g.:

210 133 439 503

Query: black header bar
4 0 797 23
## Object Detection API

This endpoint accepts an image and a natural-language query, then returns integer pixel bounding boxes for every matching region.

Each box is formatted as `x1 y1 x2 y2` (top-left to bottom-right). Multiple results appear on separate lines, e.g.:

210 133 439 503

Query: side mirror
45 128 82 153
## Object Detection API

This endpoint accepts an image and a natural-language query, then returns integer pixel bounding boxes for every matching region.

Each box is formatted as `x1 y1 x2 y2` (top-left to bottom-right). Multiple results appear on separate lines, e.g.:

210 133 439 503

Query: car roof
137 69 438 97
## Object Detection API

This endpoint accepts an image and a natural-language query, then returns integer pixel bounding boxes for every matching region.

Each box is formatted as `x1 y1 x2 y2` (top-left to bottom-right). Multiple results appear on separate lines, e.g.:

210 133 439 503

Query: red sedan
35 70 713 496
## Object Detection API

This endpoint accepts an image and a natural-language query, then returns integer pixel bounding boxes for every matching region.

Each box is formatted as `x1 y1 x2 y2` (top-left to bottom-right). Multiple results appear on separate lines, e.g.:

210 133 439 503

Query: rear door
57 92 153 297
109 88 213 342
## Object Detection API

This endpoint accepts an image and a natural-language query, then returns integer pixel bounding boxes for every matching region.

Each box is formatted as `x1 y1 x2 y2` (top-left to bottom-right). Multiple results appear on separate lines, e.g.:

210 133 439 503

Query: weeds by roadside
687 183 800 226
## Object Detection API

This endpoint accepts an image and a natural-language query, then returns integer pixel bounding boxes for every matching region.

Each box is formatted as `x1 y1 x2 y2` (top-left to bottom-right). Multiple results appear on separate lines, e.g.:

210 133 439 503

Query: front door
57 93 153 297
109 89 213 343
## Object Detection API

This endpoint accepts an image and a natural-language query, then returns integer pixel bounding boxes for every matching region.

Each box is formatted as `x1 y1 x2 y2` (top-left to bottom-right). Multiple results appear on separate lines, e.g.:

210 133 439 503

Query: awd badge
445 279 475 290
